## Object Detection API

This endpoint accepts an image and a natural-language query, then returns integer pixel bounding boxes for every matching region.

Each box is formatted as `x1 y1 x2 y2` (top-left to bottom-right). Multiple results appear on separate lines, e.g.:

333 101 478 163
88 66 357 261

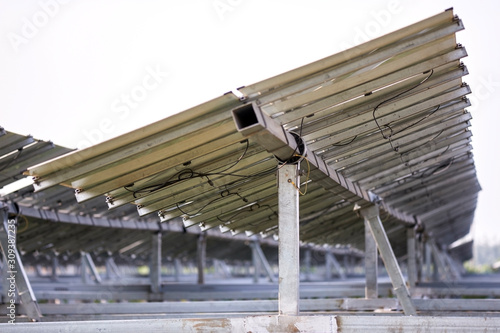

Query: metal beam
303 248 311 282
424 242 432 281
3 298 500 316
150 232 162 293
278 163 300 315
197 233 206 285
442 250 462 280
3 314 500 332
105 257 121 280
251 241 261 283
174 258 182 282
364 219 378 299
407 228 417 288
80 252 89 284
359 205 416 315
430 240 450 281
51 255 58 282
83 253 101 284
326 251 346 280
251 239 275 283
0 209 42 321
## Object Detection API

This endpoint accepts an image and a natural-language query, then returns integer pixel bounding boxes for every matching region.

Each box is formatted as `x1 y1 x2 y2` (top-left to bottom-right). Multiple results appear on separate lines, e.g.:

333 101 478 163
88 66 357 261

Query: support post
251 239 275 283
81 252 90 284
326 251 346 280
365 219 378 299
34 264 43 277
443 251 462 279
360 205 416 316
105 256 121 280
105 257 112 280
430 240 449 281
51 255 59 281
0 209 42 321
278 163 300 315
174 258 182 282
197 232 206 285
251 240 261 283
407 228 417 288
343 255 351 276
304 248 311 282
424 242 432 282
151 231 162 293
84 253 101 284
415 236 424 282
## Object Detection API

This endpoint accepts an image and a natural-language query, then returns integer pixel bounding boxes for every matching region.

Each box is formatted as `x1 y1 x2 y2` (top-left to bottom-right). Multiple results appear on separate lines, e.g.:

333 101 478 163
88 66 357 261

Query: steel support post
251 239 275 283
197 232 206 285
304 248 311 282
105 256 120 280
326 251 346 280
105 257 112 280
364 219 378 299
278 163 300 315
0 209 42 321
424 242 432 281
81 252 90 284
343 255 351 276
84 253 102 284
360 205 416 316
250 240 261 283
34 264 43 277
415 236 424 282
442 250 462 280
407 228 417 288
151 231 162 293
430 240 449 281
174 258 182 282
51 255 58 281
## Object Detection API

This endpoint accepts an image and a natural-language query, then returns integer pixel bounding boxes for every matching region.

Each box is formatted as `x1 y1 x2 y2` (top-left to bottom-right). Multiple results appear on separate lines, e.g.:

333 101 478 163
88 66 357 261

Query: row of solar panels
1 9 478 262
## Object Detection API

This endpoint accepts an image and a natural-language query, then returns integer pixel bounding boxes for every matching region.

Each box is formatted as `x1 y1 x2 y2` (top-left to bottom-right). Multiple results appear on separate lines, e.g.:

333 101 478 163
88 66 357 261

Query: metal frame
364 219 378 299
359 205 416 315
2 314 500 332
150 231 162 293
250 239 275 283
0 208 41 321
278 163 300 315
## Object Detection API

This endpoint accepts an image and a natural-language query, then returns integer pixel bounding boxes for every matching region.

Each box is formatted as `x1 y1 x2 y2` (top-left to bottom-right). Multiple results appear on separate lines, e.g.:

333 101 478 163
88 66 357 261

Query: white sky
1 0 499 246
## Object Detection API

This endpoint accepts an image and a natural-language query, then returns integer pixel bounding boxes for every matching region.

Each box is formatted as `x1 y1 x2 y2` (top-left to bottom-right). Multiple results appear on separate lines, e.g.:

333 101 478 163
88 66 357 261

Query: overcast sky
1 0 499 246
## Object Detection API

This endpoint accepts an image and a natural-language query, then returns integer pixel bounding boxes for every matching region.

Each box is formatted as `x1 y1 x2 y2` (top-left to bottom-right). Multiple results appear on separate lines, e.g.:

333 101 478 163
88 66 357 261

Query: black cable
373 70 434 141
176 190 245 217
332 135 358 147
124 140 261 198
124 169 199 198
396 105 440 137
211 139 249 174
217 203 260 223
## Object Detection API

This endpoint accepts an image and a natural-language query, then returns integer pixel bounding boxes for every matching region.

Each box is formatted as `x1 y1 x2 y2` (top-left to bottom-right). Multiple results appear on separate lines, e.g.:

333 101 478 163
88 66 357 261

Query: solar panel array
20 9 479 259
